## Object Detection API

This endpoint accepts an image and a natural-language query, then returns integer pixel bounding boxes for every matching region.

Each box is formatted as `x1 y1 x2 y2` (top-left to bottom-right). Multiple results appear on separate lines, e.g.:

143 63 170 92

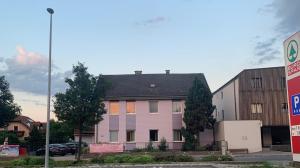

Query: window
222 110 224 120
251 77 262 88
149 101 158 113
126 130 135 142
280 77 286 89
109 131 118 142
109 101 119 115
126 101 135 114
14 126 18 131
172 100 182 112
281 103 288 112
251 103 263 113
149 130 158 141
221 92 223 99
173 130 182 141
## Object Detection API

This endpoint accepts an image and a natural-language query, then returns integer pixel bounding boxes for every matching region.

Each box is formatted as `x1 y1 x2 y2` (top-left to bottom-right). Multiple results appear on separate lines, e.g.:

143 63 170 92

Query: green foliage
53 63 107 161
27 126 45 151
0 76 21 127
146 141 155 151
153 153 194 162
12 157 54 166
91 154 154 164
0 131 20 145
247 162 276 168
201 154 233 161
49 120 73 144
182 77 215 151
158 137 168 151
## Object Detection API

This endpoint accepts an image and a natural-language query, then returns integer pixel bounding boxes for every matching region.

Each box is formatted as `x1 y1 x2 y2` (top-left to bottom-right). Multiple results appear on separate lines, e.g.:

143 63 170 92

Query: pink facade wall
96 100 185 149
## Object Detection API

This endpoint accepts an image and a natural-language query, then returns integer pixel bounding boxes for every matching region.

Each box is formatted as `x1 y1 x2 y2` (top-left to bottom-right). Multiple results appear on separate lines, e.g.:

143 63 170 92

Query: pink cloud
15 46 48 65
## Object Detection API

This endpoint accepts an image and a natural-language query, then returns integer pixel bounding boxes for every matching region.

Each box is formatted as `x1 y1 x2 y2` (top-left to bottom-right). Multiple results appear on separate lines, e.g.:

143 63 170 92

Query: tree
0 131 20 145
53 63 107 161
50 120 74 144
0 76 21 127
27 126 45 151
181 77 215 151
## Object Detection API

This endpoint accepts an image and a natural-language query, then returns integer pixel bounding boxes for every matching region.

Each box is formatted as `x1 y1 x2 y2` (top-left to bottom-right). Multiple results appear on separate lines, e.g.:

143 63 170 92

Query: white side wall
212 78 239 121
216 120 262 153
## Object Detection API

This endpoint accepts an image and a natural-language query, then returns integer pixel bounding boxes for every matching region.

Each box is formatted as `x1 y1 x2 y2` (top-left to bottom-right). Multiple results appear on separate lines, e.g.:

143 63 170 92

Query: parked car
65 143 78 154
35 145 66 156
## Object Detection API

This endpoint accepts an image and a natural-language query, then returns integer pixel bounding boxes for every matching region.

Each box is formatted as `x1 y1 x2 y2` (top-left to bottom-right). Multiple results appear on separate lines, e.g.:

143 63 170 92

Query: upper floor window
251 77 262 89
109 101 119 115
281 103 288 112
280 77 286 89
14 126 18 131
149 101 158 113
221 92 223 99
172 100 182 113
126 101 135 114
251 103 263 113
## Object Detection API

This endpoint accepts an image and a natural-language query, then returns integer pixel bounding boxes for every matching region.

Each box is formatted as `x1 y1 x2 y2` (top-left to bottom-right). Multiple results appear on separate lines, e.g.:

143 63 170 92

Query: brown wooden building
213 67 290 147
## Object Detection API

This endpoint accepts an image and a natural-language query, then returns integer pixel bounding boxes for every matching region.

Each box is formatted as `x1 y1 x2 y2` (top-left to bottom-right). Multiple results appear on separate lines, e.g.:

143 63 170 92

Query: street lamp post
45 8 54 168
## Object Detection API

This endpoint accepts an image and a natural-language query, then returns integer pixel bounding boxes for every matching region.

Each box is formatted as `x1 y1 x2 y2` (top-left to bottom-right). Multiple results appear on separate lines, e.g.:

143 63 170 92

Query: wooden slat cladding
238 67 289 126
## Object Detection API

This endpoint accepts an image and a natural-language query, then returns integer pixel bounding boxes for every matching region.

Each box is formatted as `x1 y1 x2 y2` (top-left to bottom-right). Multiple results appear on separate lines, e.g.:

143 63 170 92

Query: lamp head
47 8 54 14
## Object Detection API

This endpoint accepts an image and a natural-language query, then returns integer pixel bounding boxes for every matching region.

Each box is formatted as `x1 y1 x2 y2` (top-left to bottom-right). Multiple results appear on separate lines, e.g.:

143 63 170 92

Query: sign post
284 32 300 162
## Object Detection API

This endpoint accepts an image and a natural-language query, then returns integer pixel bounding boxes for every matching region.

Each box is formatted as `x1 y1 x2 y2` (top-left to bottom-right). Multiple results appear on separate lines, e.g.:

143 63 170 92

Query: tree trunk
77 123 83 162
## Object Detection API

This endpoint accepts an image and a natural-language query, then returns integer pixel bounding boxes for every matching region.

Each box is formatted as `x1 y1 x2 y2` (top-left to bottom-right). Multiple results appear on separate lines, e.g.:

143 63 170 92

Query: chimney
165 70 170 74
134 70 142 75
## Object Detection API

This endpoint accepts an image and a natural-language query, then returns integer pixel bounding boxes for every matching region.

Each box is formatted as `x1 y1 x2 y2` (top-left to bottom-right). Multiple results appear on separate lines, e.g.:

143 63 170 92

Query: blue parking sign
292 94 300 115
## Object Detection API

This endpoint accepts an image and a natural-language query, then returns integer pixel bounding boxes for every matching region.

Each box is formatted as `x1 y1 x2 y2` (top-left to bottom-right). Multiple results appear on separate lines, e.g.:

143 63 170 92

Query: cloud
271 0 300 35
135 16 168 26
253 38 281 65
253 0 300 65
19 98 46 106
0 46 71 95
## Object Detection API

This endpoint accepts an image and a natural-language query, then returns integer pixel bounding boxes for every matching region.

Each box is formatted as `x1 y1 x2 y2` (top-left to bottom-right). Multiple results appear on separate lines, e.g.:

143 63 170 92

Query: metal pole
45 8 54 168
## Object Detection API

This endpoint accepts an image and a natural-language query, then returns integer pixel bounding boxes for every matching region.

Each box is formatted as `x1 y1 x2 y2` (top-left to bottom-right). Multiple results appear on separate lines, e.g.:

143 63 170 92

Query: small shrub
128 155 154 164
90 155 105 164
146 141 154 151
12 157 54 166
175 153 194 162
153 152 194 162
201 154 233 161
158 137 168 151
132 148 145 152
104 155 119 163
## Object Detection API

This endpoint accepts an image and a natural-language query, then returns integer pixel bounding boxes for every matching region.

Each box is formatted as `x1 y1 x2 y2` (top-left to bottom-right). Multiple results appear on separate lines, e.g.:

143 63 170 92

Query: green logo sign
287 40 298 63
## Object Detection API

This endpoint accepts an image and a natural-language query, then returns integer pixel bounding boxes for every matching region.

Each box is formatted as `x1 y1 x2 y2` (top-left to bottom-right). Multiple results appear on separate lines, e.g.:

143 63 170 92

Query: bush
153 153 193 162
91 154 154 164
127 155 154 164
201 154 233 161
146 141 154 151
12 157 54 166
90 155 105 164
158 137 168 151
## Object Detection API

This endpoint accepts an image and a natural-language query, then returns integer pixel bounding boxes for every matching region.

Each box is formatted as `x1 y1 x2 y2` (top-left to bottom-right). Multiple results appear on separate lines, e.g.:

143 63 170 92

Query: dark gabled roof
103 73 208 100
212 66 285 95
13 115 35 129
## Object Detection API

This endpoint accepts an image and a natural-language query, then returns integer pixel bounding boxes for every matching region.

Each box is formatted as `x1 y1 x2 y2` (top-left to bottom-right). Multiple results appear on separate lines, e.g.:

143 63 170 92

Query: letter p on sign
292 94 300 115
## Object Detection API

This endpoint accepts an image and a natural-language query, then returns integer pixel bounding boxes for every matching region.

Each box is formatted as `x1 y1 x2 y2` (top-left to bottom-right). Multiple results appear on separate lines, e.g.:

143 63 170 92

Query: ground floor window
149 130 158 141
173 130 182 141
126 130 135 142
109 130 118 142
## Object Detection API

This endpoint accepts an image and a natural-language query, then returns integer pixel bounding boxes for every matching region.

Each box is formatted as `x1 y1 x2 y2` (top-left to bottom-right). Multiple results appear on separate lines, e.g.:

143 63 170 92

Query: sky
1 0 299 122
